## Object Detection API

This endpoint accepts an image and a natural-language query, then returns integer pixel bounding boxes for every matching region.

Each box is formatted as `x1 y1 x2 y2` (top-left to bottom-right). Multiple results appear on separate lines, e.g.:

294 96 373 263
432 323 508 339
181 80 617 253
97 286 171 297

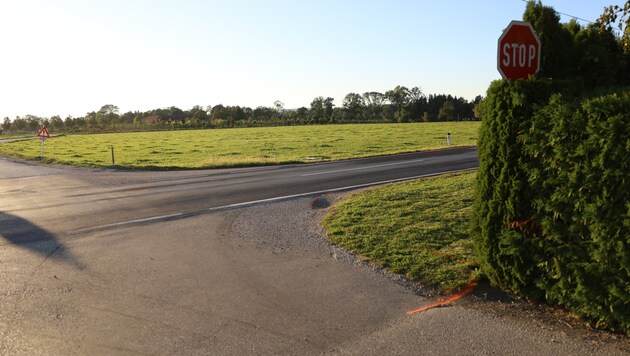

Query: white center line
70 167 475 233
300 158 426 177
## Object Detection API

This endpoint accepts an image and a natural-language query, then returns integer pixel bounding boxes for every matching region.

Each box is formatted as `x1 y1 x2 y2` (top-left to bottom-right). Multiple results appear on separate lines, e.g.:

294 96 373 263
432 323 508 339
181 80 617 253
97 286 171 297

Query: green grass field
0 122 479 169
322 171 479 293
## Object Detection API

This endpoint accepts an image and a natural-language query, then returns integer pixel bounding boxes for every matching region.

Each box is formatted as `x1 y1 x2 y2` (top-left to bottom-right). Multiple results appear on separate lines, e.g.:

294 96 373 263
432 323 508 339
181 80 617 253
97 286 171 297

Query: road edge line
72 167 477 233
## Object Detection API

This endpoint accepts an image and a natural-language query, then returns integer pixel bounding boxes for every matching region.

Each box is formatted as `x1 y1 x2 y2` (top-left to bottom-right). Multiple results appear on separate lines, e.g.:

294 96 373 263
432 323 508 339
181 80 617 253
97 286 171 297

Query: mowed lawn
323 171 479 293
0 122 479 169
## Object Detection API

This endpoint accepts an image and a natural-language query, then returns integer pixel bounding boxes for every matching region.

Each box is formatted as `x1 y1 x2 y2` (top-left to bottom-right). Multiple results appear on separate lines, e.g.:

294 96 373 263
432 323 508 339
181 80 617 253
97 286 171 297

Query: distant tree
385 86 410 109
63 116 76 131
385 85 413 122
332 107 344 123
49 115 64 131
95 112 107 127
85 111 98 128
362 92 385 121
98 104 119 116
253 106 274 122
77 116 88 130
2 117 10 131
438 100 456 121
362 91 386 107
407 86 426 121
211 105 227 121
310 96 334 123
24 115 42 131
133 114 143 127
97 104 120 126
342 92 365 110
342 92 365 121
242 106 253 121
169 106 184 116
408 86 425 103
13 117 26 131
426 94 447 120
296 107 309 120
190 105 209 124
223 106 246 127
380 104 394 122
147 107 170 116
119 111 136 125
311 97 324 123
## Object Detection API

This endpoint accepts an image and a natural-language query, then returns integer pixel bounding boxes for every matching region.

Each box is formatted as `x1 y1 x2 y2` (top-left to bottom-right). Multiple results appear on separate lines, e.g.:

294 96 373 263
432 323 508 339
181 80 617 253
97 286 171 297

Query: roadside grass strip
0 122 479 169
323 171 479 294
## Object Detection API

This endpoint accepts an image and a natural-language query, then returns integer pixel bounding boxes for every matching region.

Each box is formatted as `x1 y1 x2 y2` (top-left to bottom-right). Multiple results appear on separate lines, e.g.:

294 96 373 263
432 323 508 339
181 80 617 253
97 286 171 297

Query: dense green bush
472 79 630 334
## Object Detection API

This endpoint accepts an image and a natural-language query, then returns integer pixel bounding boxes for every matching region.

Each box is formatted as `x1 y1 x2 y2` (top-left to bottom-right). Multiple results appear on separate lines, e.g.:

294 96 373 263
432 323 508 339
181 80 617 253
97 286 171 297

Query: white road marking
300 158 426 177
72 167 476 233
71 212 184 233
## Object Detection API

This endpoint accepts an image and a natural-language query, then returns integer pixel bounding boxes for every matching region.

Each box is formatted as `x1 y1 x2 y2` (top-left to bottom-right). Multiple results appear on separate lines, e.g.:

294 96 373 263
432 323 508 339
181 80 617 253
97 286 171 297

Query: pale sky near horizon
0 0 621 119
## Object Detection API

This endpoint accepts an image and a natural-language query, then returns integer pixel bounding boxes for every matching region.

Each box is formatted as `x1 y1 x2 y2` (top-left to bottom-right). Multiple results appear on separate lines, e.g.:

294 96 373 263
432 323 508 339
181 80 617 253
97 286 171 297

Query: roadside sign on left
36 126 51 159
37 126 51 139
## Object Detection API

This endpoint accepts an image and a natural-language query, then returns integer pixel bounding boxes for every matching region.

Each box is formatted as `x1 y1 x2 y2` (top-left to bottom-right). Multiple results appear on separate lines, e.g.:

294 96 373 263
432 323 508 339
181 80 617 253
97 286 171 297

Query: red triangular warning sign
37 126 51 138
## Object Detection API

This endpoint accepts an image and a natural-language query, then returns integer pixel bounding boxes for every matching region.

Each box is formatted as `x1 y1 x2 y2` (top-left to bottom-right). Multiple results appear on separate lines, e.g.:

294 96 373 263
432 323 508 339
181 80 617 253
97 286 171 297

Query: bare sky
0 0 620 118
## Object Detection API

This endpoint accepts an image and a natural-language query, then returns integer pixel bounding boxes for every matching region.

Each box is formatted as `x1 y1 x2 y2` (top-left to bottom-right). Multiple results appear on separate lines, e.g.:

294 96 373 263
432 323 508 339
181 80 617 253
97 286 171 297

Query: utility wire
520 0 596 25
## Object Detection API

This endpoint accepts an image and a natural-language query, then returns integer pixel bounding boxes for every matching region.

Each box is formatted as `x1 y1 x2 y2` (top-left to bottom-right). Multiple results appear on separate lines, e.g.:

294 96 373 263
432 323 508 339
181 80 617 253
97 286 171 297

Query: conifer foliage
472 79 630 334
473 1 630 335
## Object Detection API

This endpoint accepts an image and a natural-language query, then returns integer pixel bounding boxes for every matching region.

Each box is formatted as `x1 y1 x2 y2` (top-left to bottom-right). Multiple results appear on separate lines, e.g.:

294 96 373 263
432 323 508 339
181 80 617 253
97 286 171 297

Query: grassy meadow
0 122 479 169
323 171 479 293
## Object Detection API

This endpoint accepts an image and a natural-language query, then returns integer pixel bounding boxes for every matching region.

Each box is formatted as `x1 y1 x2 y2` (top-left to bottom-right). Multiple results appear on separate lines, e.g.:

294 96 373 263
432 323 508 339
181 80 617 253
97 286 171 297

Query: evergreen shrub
472 79 630 334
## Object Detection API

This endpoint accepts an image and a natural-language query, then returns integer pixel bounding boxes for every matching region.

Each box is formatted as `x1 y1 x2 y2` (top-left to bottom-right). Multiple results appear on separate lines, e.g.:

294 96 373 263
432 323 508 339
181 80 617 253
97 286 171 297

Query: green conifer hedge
472 79 630 334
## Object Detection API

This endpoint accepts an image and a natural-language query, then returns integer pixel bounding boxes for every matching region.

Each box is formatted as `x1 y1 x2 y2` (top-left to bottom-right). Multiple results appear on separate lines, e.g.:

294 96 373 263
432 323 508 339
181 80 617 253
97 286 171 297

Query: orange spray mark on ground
406 281 477 315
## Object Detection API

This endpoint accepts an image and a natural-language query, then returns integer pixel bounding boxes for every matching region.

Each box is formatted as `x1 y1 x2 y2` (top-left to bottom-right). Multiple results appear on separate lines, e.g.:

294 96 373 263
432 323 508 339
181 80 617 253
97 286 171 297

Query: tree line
1 86 482 134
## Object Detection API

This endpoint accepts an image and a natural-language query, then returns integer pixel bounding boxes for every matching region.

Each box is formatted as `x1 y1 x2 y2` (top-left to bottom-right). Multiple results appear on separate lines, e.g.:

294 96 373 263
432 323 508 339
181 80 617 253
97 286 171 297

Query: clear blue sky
0 0 621 119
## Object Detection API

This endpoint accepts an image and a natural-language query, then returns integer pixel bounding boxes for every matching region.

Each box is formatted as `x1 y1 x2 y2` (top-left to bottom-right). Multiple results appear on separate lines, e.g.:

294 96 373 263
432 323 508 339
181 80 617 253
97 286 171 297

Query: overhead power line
519 0 596 25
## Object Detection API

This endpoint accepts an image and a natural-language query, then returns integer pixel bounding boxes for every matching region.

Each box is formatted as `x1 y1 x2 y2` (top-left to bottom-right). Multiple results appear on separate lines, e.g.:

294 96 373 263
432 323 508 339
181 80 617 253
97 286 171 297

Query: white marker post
447 132 451 147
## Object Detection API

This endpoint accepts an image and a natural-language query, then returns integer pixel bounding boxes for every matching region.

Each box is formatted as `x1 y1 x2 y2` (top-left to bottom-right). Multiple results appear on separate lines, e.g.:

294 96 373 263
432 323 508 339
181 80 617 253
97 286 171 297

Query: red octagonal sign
497 20 541 81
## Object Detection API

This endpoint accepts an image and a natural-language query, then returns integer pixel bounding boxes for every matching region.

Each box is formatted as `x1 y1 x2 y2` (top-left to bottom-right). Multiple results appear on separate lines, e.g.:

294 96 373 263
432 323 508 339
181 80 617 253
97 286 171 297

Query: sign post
497 21 541 81
36 126 51 158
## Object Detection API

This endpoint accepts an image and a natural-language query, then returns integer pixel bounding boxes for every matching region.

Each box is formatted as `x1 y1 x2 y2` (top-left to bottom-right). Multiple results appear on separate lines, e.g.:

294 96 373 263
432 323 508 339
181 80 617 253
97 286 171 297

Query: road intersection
0 149 627 354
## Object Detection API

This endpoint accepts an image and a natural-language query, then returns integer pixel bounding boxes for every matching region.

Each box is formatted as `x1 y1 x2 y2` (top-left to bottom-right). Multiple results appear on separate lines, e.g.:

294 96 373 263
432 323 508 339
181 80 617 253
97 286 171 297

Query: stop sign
497 20 541 81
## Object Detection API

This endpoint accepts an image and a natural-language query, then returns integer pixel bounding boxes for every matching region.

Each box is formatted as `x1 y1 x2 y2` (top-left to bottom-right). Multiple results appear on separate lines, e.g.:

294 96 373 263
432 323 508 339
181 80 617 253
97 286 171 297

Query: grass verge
322 171 479 293
0 122 479 169
0 135 33 140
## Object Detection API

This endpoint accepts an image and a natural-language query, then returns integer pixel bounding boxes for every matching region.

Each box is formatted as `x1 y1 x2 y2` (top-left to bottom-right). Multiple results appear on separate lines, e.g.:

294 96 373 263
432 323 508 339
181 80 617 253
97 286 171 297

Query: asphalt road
0 148 628 355
0 147 478 236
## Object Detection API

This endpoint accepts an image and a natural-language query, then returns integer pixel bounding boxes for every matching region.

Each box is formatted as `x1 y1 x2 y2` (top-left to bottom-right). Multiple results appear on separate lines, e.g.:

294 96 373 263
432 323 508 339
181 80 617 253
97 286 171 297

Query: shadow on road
0 211 84 269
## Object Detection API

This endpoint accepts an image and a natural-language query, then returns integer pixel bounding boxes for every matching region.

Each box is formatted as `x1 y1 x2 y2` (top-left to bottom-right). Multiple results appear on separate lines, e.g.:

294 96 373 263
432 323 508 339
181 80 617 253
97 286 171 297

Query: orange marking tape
406 281 477 315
